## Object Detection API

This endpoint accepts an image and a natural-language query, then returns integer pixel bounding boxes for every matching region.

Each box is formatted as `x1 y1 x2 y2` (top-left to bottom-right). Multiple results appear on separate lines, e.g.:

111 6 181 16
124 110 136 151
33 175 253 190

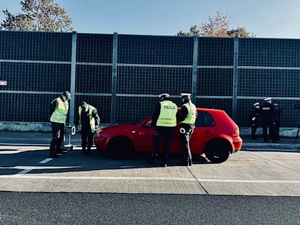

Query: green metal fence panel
1 30 300 128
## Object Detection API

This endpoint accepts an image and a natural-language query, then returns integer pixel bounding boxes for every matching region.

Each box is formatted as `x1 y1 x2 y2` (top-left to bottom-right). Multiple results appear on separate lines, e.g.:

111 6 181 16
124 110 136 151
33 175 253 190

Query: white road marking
243 148 299 152
15 169 32 175
0 166 81 170
0 143 49 146
39 158 53 164
1 175 300 184
198 179 300 184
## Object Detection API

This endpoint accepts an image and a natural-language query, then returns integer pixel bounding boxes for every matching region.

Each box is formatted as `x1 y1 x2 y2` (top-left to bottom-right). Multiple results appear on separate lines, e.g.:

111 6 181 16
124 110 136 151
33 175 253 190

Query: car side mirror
144 119 153 128
144 122 152 127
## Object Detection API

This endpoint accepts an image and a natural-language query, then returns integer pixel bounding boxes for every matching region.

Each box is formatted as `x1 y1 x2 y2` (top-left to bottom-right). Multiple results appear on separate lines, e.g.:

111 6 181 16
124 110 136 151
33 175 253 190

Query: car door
169 125 182 154
133 118 157 153
133 118 182 154
190 111 216 154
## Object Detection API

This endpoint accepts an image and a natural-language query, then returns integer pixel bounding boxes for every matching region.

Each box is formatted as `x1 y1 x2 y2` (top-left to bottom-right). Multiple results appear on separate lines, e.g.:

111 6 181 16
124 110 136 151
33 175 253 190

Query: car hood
101 123 137 131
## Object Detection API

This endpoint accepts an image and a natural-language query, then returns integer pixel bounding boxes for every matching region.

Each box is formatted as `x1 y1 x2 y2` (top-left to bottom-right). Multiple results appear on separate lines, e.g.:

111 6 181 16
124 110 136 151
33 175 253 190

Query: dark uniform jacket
260 102 276 125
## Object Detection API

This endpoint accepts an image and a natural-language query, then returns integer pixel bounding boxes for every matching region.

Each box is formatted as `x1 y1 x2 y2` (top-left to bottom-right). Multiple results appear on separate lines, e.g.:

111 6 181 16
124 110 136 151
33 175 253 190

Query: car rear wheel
108 137 135 159
205 139 230 163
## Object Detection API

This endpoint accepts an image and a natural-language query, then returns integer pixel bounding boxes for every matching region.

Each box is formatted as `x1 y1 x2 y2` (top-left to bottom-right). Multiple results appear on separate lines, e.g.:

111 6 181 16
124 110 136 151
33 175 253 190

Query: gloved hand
95 126 101 135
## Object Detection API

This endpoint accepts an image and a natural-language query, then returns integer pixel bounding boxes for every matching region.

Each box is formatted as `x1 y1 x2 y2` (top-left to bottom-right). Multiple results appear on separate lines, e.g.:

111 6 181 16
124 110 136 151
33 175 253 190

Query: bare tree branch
1 0 73 32
177 11 254 37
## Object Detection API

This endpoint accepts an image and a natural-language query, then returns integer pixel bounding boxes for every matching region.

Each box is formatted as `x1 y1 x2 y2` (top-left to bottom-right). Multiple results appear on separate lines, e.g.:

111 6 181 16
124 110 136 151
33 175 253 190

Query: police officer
249 102 260 140
75 102 100 156
49 91 71 158
177 93 197 166
260 97 276 143
273 101 281 141
149 93 177 167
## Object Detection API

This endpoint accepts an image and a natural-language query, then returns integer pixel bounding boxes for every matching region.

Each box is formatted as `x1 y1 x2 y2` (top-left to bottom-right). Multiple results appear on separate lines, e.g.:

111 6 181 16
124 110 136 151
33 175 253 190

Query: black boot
56 146 65 154
161 158 168 167
81 147 86 155
148 153 157 164
86 147 91 156
177 160 188 166
177 159 192 166
49 146 57 158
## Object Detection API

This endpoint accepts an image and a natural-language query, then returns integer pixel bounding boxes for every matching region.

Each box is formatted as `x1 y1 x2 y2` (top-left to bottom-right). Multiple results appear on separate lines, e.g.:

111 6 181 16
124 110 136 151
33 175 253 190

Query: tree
177 25 200 37
0 0 73 32
178 11 254 37
227 27 255 37
200 11 230 37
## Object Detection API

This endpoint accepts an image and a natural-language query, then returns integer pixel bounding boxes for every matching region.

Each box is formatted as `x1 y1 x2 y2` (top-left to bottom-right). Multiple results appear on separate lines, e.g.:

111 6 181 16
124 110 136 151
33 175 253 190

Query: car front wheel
204 139 230 163
108 136 135 159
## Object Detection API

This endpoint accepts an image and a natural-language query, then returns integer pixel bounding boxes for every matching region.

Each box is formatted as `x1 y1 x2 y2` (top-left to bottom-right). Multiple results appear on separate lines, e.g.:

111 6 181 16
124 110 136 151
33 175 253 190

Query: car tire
108 136 135 159
204 139 230 163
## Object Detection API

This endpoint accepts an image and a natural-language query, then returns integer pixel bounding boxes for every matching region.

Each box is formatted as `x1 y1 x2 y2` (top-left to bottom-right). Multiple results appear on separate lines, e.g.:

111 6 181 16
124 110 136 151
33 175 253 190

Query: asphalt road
0 132 300 224
0 192 299 225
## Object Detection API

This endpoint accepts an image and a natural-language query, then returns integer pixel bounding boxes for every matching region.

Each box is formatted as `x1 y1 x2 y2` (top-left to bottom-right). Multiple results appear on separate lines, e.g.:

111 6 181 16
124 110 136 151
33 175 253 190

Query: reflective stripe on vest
181 102 196 124
50 97 69 124
156 100 177 127
78 105 96 133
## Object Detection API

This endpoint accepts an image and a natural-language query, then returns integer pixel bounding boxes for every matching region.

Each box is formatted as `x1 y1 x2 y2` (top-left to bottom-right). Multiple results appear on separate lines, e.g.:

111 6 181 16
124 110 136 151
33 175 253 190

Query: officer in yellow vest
49 91 71 158
75 102 100 155
149 93 177 167
177 93 197 166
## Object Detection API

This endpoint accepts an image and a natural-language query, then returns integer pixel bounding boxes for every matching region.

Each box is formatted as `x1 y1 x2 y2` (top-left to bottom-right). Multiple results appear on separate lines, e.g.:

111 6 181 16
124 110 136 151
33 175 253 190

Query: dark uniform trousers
152 126 175 163
180 124 194 163
81 128 94 149
261 103 276 142
50 122 65 153
262 122 275 142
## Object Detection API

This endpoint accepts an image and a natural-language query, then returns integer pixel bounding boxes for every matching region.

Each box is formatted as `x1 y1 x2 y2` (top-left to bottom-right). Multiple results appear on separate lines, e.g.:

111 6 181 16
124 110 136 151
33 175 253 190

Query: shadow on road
0 148 209 176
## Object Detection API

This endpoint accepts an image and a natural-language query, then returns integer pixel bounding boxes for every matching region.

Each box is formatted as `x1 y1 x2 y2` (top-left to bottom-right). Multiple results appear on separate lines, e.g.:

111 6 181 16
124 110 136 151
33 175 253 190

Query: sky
1 0 300 38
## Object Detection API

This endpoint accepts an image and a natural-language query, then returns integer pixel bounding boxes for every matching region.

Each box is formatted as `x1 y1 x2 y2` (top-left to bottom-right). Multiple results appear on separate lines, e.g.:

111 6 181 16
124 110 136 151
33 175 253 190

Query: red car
94 108 243 163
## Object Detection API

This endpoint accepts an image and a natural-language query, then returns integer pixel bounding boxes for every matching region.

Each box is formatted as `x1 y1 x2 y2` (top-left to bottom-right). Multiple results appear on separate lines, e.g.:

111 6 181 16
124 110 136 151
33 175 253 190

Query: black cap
62 91 71 100
81 101 88 111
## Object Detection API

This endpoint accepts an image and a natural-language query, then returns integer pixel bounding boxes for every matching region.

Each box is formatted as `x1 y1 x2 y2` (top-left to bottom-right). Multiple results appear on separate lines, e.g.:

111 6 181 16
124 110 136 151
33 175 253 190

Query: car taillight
231 128 239 137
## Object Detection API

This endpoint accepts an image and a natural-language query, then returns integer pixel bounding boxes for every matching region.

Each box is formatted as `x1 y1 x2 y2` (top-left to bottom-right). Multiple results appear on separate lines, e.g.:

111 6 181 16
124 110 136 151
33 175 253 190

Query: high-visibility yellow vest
78 104 96 133
50 97 69 124
156 100 177 127
181 102 196 124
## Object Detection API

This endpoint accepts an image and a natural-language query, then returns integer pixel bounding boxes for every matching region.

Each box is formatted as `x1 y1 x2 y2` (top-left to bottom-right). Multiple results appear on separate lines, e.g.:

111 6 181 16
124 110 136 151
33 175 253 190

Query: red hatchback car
94 108 243 163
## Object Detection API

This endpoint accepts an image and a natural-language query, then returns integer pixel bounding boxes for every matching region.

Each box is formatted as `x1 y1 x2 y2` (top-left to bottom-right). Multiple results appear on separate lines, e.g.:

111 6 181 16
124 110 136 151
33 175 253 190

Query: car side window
195 112 215 127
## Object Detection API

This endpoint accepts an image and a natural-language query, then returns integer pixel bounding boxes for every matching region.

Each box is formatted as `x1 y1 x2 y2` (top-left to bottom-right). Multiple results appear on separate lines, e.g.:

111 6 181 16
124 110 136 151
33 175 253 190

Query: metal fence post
192 35 198 103
232 37 239 121
69 31 77 126
111 32 118 125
